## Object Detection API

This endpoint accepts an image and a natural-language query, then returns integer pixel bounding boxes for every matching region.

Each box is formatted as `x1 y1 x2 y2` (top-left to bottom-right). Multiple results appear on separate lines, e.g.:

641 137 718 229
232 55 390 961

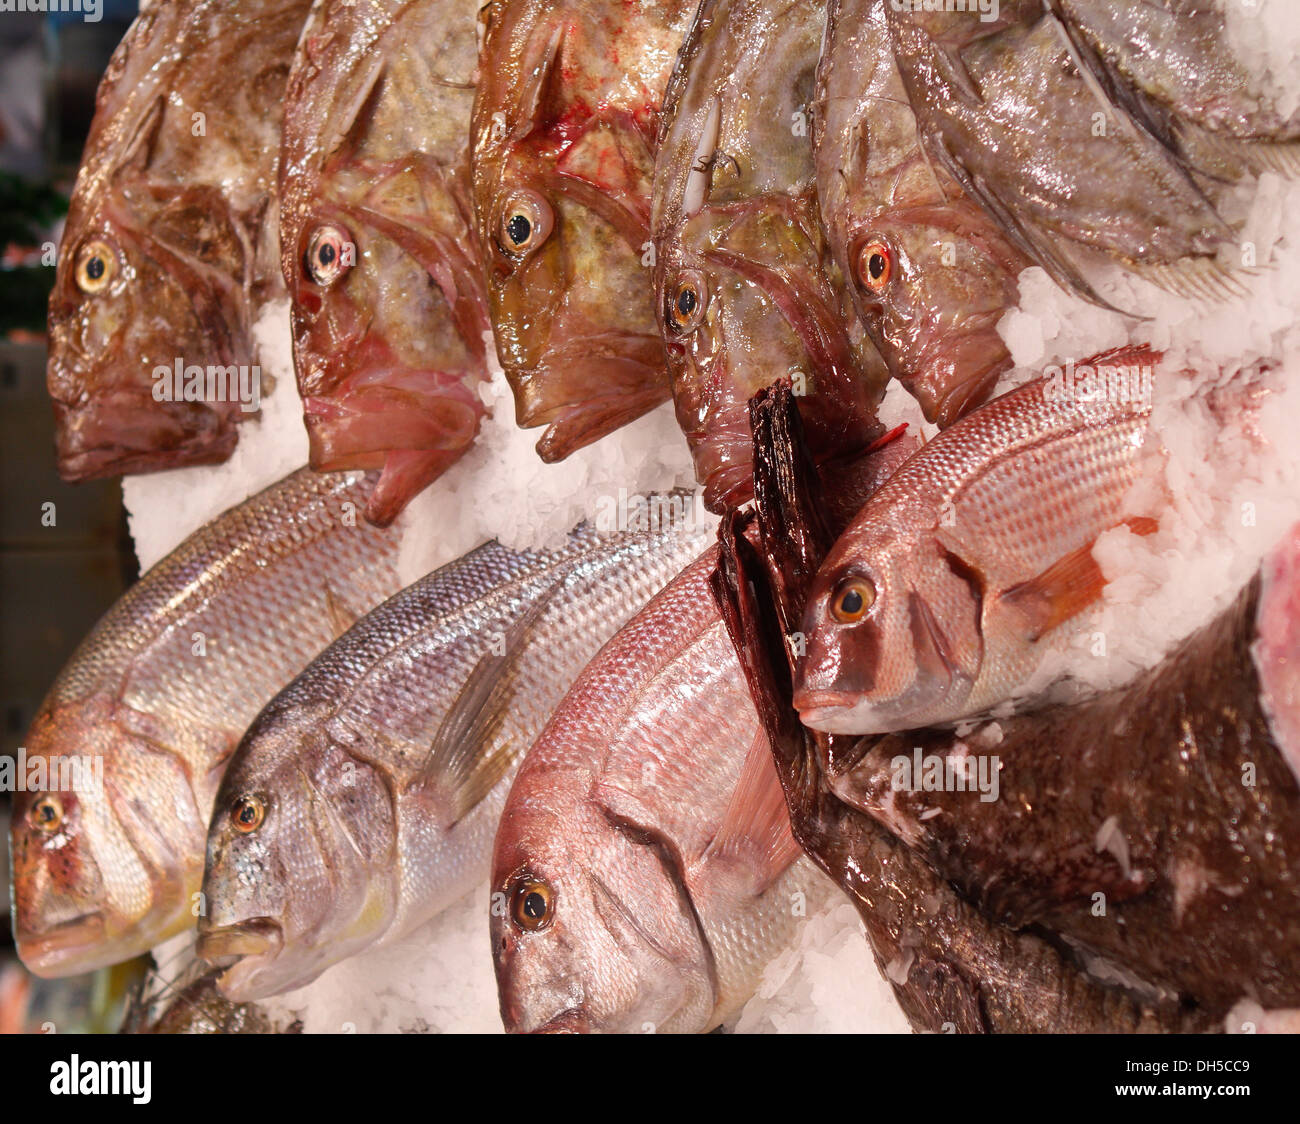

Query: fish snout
197 918 285 1000
13 913 107 978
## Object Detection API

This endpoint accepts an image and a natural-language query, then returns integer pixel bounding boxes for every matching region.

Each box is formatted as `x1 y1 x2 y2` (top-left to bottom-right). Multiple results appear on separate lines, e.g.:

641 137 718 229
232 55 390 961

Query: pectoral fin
1000 544 1107 643
706 730 803 894
414 578 564 825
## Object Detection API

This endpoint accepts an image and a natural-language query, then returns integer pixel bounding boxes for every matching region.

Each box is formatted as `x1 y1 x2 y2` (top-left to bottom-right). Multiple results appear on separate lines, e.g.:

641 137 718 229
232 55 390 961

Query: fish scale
10 469 403 979
198 505 712 1002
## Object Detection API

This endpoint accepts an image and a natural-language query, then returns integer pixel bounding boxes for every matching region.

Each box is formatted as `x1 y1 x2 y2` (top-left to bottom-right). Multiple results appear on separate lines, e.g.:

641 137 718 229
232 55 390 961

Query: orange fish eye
29 794 64 834
230 794 266 835
75 239 117 294
856 239 893 294
304 224 353 287
667 269 707 333
499 190 554 257
830 577 875 624
509 876 554 932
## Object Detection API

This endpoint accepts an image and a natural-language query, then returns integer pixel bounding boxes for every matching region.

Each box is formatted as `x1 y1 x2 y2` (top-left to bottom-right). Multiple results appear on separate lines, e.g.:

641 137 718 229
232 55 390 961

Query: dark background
1 2 140 1033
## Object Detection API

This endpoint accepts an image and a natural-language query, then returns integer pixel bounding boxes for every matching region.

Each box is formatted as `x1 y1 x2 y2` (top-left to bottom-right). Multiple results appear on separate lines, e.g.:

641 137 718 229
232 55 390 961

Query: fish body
9 470 402 977
280 0 490 527
833 536 1300 1017
885 4 1240 303
198 506 711 1001
471 0 697 460
47 0 312 481
795 350 1158 734
814 0 1030 427
652 0 886 512
492 551 828 1033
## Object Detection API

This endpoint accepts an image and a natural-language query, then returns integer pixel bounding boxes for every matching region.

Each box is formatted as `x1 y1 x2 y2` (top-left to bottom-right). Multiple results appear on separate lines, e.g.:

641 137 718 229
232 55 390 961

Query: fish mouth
508 336 671 461
907 329 1013 428
197 919 285 999
15 913 107 975
792 688 884 735
52 392 239 482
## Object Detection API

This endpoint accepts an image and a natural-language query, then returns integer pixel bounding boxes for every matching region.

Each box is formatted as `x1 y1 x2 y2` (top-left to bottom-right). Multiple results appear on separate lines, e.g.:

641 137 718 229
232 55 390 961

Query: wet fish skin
795 350 1157 735
885 5 1238 303
471 0 697 460
833 548 1300 1017
1049 0 1300 145
652 0 886 512
198 507 711 1002
493 550 831 1034
9 469 402 978
280 0 490 527
121 964 300 1034
47 0 312 482
712 383 1216 1032
814 0 1031 427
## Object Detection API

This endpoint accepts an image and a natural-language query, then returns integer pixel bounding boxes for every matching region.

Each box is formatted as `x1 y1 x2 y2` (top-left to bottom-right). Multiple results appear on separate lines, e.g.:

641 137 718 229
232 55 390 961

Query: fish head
10 696 206 977
280 16 488 525
198 718 397 1002
793 520 984 734
473 5 671 459
837 203 1024 427
656 185 884 512
47 96 257 481
491 767 714 1034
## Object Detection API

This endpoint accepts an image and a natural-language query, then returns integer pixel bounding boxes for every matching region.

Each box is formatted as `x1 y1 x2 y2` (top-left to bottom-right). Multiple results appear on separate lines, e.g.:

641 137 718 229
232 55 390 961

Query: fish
1048 0 1300 151
9 469 402 978
279 0 491 527
651 0 887 512
46 0 313 482
884 4 1246 304
814 0 1032 427
492 549 833 1034
470 0 697 461
197 504 711 1002
829 528 1300 1019
794 346 1160 735
711 382 1216 1031
120 959 301 1035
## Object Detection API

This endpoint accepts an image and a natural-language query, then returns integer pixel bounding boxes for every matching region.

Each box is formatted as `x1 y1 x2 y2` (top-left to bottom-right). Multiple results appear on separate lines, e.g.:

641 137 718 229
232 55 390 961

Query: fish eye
499 190 554 257
304 224 353 287
667 269 708 333
230 794 266 835
28 794 64 834
830 577 875 624
855 238 893 295
509 876 555 932
75 240 117 294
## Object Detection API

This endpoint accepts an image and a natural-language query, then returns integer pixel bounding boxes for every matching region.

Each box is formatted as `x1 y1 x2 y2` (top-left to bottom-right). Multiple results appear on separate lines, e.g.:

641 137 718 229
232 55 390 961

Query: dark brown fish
652 0 886 512
279 0 490 526
470 0 697 462
47 0 312 481
711 384 1215 1031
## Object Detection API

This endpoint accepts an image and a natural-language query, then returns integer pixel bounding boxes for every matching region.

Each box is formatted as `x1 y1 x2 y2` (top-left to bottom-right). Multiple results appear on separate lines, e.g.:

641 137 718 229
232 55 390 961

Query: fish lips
14 912 107 977
197 918 286 1001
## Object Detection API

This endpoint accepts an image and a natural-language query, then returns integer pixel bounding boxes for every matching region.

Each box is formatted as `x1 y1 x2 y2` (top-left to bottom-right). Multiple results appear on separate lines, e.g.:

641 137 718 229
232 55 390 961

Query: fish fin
415 579 563 824
510 20 565 138
323 584 359 639
706 729 802 893
999 544 1107 644
118 95 165 176
1129 257 1252 303
908 590 960 699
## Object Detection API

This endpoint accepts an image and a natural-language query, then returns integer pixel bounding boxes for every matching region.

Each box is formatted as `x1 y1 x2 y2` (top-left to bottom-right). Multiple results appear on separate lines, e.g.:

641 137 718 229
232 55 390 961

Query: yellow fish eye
855 238 893 295
29 793 64 834
304 224 353 287
75 240 117 294
499 190 554 257
509 876 554 932
230 794 266 835
667 269 707 333
831 577 875 624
